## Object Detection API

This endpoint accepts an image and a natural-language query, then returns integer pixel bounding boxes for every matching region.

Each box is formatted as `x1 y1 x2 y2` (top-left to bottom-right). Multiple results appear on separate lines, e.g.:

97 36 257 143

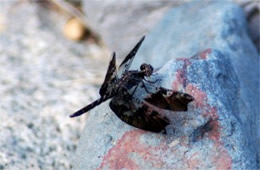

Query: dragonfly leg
143 78 159 84
131 84 139 96
141 81 153 94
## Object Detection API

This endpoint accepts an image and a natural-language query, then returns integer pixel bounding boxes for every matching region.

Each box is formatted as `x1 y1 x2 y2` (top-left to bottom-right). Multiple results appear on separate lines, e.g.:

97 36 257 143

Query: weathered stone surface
74 1 259 169
74 49 257 169
131 1 260 164
82 0 259 57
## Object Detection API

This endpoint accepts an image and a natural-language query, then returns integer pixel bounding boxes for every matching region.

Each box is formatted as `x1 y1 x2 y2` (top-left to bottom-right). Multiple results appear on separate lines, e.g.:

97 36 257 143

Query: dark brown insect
70 36 194 133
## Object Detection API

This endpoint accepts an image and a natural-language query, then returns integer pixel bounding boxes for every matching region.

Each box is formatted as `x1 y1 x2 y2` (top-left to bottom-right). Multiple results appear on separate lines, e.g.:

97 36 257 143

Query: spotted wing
118 36 145 77
99 52 118 97
70 53 118 118
144 87 194 111
109 92 170 133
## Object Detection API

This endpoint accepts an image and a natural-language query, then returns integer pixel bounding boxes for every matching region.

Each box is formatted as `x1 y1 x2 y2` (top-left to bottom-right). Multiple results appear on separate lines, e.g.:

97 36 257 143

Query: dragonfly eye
140 64 146 71
140 63 153 76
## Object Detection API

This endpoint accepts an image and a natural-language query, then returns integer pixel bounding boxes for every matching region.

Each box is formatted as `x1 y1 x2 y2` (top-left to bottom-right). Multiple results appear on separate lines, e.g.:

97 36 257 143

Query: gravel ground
0 1 108 169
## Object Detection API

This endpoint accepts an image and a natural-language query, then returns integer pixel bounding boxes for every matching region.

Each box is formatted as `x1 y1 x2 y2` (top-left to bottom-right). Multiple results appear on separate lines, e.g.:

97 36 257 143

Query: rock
74 1 259 169
74 49 257 169
82 0 259 58
131 1 260 164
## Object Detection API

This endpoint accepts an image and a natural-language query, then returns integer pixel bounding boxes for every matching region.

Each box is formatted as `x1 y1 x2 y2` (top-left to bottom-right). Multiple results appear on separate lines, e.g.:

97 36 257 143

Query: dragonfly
70 36 194 133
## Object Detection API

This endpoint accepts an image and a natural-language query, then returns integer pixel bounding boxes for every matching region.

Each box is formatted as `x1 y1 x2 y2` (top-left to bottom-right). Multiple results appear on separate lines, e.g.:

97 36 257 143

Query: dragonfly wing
145 87 194 111
109 92 170 133
99 52 118 97
118 36 145 77
70 53 118 118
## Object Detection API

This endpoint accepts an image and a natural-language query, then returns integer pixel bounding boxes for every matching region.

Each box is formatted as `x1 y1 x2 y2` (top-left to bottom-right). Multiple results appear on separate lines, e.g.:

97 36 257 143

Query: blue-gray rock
82 0 259 58
74 1 259 169
132 1 259 165
74 49 257 169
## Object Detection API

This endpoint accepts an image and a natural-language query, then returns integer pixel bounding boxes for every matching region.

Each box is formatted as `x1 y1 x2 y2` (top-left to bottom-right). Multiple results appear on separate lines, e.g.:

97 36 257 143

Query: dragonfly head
140 63 154 77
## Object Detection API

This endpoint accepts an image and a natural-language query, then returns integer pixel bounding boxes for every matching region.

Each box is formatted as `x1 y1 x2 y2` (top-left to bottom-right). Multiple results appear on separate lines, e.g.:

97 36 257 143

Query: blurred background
0 0 258 169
